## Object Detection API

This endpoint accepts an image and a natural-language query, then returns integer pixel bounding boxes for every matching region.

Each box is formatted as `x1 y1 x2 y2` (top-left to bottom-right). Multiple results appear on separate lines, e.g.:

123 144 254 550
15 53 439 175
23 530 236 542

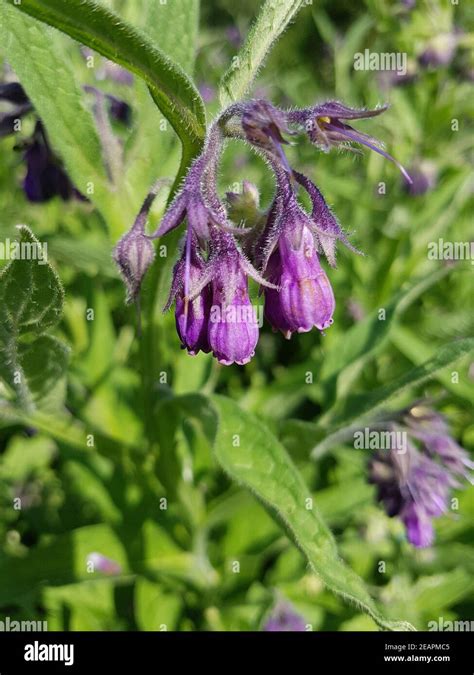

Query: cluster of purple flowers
115 97 410 365
368 405 473 548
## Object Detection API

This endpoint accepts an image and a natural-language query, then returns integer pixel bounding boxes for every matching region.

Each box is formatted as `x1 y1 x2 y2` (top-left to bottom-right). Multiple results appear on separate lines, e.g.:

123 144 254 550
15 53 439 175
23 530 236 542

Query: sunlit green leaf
166 393 414 631
219 0 305 106
5 0 207 193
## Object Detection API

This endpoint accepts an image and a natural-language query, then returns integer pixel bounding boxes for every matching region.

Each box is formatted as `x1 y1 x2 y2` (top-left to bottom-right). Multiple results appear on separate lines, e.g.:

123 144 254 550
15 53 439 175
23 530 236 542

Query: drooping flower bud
293 171 360 267
149 160 215 245
114 179 166 303
114 229 155 304
168 234 212 356
264 219 335 338
241 99 293 171
208 235 260 366
288 101 412 183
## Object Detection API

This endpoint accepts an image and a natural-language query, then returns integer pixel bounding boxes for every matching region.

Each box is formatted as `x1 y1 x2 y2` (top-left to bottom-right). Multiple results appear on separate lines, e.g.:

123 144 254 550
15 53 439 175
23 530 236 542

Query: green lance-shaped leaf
124 0 200 212
210 395 415 631
219 0 306 107
165 393 415 631
4 0 207 181
0 226 69 412
142 0 199 75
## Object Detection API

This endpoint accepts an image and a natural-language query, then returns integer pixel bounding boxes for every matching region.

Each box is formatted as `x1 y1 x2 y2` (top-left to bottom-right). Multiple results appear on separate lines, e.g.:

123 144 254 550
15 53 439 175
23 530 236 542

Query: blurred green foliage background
0 0 473 631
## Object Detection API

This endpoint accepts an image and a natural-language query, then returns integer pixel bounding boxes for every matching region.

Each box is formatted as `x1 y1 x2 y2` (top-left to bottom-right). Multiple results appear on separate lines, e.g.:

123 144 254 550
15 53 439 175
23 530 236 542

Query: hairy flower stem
139 147 203 450
137 109 241 427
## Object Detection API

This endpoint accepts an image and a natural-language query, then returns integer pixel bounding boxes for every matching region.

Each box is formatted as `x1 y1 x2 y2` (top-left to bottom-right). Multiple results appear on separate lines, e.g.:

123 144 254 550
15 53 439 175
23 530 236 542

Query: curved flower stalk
368 404 473 548
117 96 410 365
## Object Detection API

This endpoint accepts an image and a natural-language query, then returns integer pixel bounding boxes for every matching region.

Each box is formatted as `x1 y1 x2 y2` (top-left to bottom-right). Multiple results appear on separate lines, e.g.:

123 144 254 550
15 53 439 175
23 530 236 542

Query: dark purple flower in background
23 122 81 202
1 74 133 205
106 93 132 125
368 406 473 547
0 81 29 105
263 602 306 632
3 65 133 203
1 79 125 203
0 81 32 138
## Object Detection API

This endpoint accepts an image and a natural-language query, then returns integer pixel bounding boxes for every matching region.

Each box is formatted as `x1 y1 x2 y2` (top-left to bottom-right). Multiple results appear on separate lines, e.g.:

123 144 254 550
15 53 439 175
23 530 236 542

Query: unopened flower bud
114 230 155 303
114 178 167 303
226 180 261 227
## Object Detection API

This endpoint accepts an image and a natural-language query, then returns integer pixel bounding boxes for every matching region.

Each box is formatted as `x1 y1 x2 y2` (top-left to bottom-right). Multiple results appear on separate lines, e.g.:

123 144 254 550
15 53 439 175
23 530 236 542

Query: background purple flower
263 602 307 631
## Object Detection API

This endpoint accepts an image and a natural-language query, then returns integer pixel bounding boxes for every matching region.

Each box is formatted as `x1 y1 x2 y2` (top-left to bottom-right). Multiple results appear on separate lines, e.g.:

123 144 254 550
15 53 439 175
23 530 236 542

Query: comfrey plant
9 0 472 634
115 98 410 365
368 404 473 548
